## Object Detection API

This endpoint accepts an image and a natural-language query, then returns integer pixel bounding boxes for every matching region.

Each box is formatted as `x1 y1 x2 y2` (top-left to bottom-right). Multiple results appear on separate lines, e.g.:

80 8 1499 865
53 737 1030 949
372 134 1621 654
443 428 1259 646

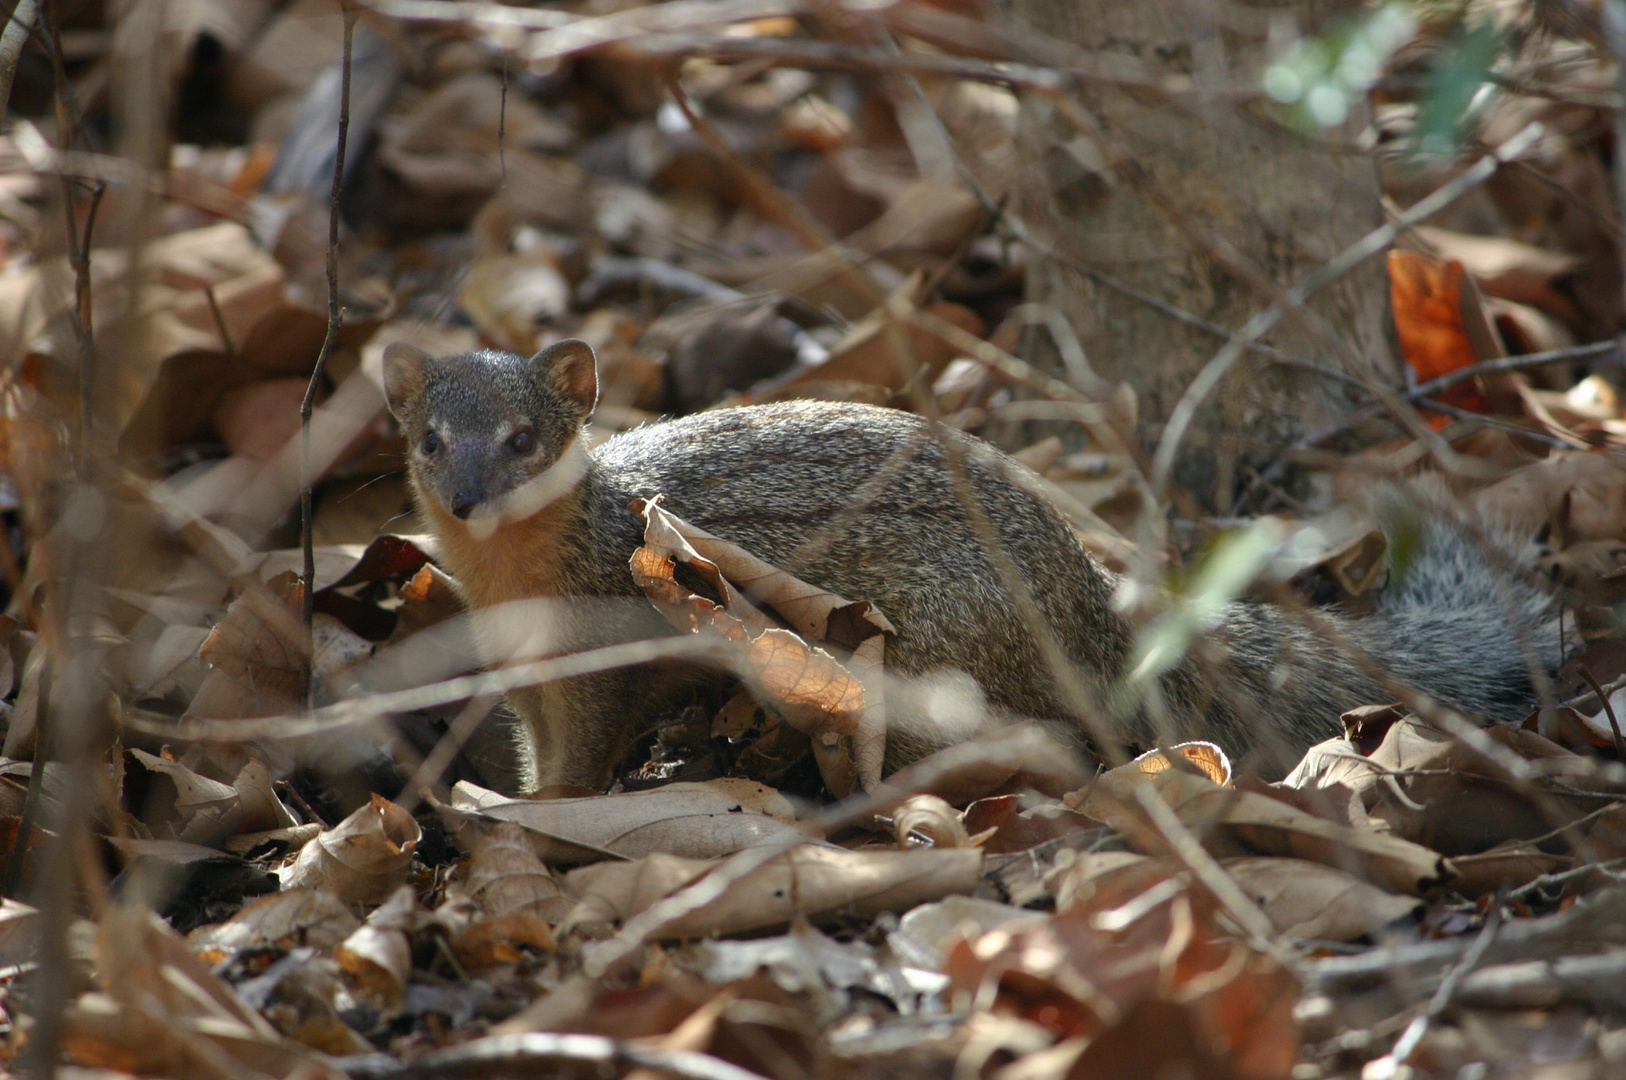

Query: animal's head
382 339 599 531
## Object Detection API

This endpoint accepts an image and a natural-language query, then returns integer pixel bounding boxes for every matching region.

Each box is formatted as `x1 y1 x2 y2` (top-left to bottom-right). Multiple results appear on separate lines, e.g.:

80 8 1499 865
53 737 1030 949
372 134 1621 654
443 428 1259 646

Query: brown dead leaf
457 821 574 921
0 898 39 970
564 843 982 941
441 822 566 967
878 723 1089 806
189 889 361 965
458 251 572 355
1077 766 1445 895
643 294 803 413
1413 225 1584 318
1223 857 1421 942
1448 842 1571 899
445 777 803 864
961 794 1095 854
774 288 985 394
1115 741 1232 786
892 793 973 848
1388 249 1491 426
948 866 1298 1079
334 885 418 1014
1473 450 1626 541
279 794 420 904
632 496 886 794
1044 850 1155 914
64 905 314 1080
390 562 464 645
1285 715 1601 858
187 571 308 721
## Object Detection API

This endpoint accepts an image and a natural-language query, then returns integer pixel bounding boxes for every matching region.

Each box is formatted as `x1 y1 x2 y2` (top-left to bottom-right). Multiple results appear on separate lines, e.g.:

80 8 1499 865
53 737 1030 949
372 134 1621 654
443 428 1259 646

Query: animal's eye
422 429 440 455
508 429 535 454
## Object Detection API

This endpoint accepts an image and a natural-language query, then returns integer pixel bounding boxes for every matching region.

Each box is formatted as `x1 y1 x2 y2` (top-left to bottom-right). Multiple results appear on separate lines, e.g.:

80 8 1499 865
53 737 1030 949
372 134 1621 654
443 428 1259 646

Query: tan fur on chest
421 495 576 611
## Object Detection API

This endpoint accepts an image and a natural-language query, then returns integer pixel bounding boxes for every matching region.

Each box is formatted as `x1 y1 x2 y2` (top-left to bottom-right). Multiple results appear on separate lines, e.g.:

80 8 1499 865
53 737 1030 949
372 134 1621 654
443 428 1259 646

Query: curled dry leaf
877 723 1089 807
1286 715 1614 864
961 794 1096 854
223 754 299 834
892 793 973 848
458 821 575 921
1075 765 1444 896
1117 741 1232 786
186 571 308 721
442 821 565 967
279 794 421 905
631 496 890 794
1223 857 1422 942
64 905 313 1080
565 843 982 941
190 889 362 965
446 777 803 864
334 884 419 1014
947 866 1299 1080
128 748 239 841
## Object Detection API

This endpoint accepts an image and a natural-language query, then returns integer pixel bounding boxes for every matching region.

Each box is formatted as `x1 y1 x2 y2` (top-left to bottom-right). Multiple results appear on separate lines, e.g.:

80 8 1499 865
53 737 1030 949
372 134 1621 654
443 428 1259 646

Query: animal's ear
532 338 599 418
382 342 433 420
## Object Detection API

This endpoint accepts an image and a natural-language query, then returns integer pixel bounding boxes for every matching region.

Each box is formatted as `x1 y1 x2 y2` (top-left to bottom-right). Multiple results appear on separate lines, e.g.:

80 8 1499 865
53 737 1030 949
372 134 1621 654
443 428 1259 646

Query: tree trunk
1006 0 1394 511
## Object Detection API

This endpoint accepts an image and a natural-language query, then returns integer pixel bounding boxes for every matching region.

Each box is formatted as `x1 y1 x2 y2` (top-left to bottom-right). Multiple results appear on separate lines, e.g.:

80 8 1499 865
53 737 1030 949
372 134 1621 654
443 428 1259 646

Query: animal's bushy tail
1163 492 1561 766
1350 492 1560 724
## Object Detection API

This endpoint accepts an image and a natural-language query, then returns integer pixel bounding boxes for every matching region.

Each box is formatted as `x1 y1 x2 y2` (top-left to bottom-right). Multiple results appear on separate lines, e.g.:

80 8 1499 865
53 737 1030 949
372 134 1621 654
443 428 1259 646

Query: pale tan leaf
189 889 360 965
445 778 802 864
188 571 309 721
278 794 420 904
892 793 973 849
1075 767 1445 896
334 885 418 1013
563 844 982 940
1222 857 1421 942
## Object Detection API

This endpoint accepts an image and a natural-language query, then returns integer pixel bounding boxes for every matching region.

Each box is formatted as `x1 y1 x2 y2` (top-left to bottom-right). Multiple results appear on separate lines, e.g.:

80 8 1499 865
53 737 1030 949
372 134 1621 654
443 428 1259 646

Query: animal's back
590 401 1128 746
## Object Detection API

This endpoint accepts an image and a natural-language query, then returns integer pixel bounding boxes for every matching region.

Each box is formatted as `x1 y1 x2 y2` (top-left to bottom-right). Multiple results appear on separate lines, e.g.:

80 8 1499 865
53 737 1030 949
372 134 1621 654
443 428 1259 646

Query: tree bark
1007 0 1394 510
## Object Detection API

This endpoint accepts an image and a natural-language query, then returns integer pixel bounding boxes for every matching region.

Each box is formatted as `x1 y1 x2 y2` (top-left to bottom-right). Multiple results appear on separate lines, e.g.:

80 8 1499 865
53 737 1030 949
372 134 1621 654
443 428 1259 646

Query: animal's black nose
451 500 476 520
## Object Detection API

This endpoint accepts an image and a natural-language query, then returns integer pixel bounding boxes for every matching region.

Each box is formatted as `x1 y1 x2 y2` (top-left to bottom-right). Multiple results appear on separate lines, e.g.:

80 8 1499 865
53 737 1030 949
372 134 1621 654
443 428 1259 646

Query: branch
300 6 357 645
0 0 39 129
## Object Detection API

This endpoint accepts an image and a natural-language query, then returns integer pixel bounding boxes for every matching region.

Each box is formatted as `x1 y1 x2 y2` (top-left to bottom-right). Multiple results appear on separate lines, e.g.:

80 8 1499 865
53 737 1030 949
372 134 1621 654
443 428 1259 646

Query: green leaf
1112 519 1288 718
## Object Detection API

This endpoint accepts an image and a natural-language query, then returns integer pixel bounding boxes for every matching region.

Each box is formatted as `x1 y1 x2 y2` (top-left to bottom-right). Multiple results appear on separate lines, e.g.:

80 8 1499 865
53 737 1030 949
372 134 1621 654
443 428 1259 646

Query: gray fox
382 338 1559 790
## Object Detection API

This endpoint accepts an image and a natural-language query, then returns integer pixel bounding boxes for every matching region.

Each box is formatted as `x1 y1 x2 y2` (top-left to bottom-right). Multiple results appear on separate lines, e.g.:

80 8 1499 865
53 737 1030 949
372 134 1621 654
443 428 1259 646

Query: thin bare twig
1578 664 1626 759
1564 673 1626 710
1604 1 1626 322
18 8 110 1077
300 6 356 639
125 633 714 744
1507 855 1626 902
1413 398 1581 451
0 0 40 129
1411 339 1620 399
1381 905 1502 1071
204 284 235 356
340 1031 775 1080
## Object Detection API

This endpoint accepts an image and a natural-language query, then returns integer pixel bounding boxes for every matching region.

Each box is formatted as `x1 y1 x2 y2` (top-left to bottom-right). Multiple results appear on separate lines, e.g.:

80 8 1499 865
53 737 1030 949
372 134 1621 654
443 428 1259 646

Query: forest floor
5 1 1626 1078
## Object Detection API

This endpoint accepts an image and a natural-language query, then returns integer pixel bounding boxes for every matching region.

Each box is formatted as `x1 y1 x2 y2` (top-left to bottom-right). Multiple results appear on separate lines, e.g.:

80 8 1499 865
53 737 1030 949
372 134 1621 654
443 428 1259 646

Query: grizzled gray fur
385 340 1559 788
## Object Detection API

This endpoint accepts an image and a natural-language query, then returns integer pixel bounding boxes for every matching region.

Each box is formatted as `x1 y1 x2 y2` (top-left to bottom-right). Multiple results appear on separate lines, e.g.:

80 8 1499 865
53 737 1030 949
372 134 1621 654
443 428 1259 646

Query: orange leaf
1388 250 1485 428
